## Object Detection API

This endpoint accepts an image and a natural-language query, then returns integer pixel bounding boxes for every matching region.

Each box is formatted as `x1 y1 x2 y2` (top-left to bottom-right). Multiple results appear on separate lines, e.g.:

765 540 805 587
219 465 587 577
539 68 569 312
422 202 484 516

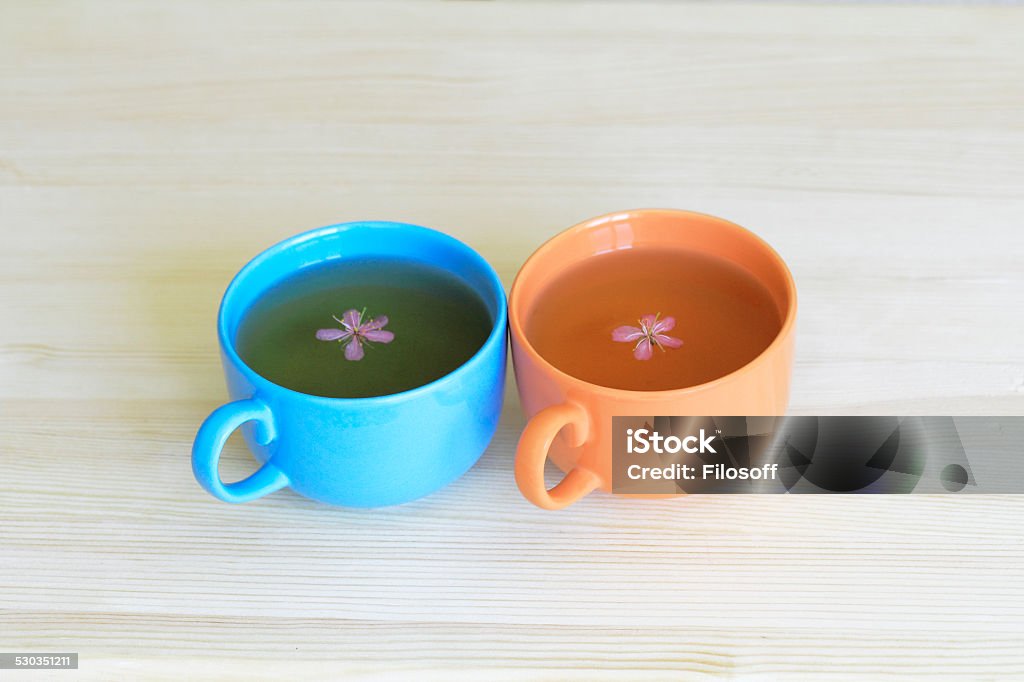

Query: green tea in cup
236 258 492 398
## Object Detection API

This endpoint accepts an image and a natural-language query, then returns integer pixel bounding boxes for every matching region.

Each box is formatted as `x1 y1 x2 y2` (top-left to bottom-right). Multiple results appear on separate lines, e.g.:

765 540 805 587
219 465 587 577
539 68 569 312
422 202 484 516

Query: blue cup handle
192 398 289 503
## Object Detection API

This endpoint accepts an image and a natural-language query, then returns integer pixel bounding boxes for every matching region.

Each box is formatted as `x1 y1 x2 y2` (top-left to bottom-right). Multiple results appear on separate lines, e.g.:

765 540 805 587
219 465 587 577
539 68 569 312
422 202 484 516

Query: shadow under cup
192 222 508 507
509 209 797 510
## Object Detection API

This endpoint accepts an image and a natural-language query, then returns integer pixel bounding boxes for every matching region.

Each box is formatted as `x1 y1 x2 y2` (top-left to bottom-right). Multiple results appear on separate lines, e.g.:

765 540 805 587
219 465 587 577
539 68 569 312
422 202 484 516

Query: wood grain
1 1 1023 679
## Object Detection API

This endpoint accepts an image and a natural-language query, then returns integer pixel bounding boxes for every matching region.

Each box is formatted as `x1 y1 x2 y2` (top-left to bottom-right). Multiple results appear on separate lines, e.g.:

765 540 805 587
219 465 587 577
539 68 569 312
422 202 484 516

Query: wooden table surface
2 1 1023 679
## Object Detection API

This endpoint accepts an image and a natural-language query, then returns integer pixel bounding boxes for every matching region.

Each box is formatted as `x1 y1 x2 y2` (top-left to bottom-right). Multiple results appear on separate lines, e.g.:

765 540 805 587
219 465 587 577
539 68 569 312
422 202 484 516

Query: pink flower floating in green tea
612 313 683 361
316 308 394 361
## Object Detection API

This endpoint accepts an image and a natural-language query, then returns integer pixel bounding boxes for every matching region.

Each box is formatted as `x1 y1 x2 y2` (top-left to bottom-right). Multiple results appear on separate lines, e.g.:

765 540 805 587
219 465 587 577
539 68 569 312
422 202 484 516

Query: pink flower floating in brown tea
316 308 394 361
612 313 683 361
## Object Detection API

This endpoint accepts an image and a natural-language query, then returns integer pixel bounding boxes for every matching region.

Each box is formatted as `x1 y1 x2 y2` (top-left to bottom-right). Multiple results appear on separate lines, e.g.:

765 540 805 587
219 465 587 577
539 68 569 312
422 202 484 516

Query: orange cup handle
515 402 601 510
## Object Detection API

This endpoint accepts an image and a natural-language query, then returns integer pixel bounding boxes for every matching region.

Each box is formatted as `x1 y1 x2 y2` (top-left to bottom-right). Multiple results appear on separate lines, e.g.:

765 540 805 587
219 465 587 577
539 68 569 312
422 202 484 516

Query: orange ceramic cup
509 209 797 510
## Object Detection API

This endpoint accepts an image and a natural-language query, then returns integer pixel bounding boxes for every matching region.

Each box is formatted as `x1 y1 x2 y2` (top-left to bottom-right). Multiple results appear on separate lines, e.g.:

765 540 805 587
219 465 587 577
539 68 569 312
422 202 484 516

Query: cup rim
217 220 508 405
508 208 797 399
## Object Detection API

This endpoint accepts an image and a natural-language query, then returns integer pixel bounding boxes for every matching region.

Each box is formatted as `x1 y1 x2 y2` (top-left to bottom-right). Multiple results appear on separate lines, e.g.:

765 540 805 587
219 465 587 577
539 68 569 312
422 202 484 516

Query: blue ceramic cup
192 221 507 506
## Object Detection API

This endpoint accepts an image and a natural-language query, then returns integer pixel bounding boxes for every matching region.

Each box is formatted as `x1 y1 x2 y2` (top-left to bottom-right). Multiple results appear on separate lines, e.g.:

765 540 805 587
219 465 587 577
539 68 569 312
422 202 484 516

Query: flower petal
344 337 364 361
633 337 653 361
361 315 389 331
639 314 658 329
342 309 362 330
315 328 348 341
655 333 683 349
652 316 675 334
362 329 394 343
612 325 644 342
